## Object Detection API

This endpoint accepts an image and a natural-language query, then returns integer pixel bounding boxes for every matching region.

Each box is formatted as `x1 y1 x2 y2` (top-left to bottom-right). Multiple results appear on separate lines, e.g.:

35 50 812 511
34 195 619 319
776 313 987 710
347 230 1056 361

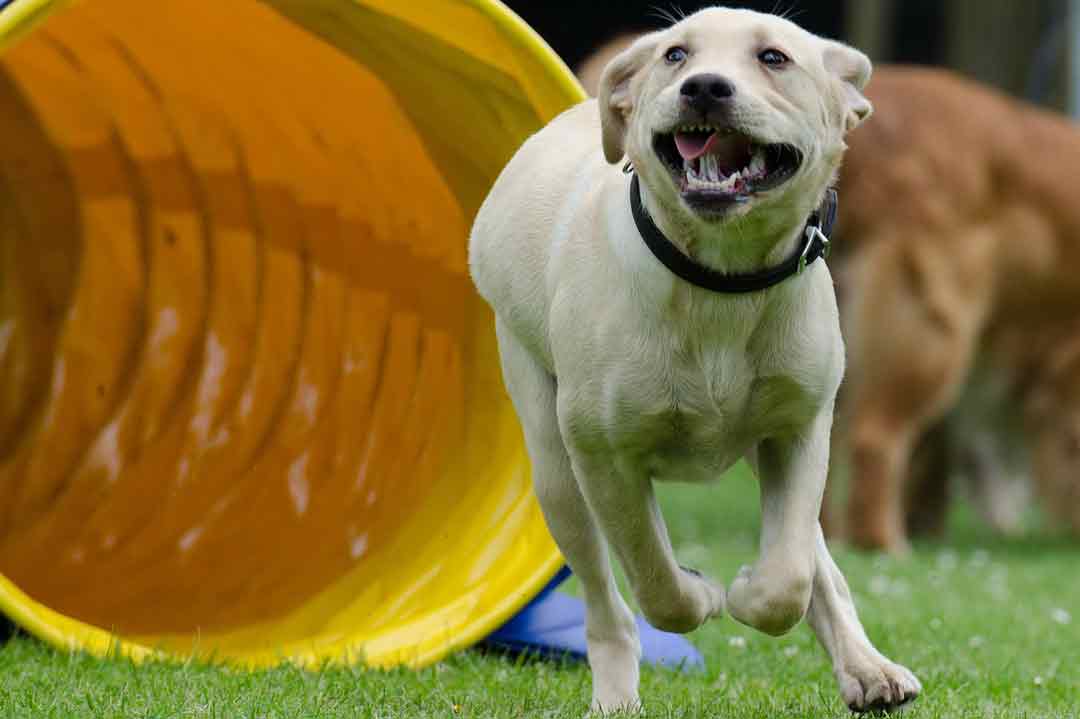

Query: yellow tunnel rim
0 0 585 669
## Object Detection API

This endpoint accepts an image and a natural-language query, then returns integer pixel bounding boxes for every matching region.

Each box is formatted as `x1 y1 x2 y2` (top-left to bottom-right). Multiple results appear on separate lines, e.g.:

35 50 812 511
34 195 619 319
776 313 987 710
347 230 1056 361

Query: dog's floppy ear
822 41 873 132
597 33 659 164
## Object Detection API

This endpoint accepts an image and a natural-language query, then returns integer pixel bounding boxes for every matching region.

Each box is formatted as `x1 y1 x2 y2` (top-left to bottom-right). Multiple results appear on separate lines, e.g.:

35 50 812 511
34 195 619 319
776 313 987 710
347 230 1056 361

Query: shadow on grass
470 643 583 670
0 613 16 643
919 528 1080 559
922 500 1080 558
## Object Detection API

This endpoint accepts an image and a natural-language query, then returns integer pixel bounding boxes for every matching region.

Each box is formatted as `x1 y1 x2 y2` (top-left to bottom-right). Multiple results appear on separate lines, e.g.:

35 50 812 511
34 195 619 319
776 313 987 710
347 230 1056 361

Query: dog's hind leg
806 525 922 712
904 423 953 538
495 319 641 714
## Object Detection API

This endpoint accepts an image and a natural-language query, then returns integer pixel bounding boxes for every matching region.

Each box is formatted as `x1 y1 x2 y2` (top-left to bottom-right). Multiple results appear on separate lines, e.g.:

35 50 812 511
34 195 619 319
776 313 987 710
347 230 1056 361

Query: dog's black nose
680 74 736 113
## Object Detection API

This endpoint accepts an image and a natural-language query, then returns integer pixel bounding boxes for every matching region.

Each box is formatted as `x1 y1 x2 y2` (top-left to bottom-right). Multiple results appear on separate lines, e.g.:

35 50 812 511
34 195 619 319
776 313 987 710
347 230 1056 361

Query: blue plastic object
481 567 705 671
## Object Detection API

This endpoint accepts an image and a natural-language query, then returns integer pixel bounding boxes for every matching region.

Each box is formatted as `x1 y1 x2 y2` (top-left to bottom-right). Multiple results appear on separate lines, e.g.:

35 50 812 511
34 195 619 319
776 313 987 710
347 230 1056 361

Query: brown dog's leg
841 238 991 553
905 421 952 538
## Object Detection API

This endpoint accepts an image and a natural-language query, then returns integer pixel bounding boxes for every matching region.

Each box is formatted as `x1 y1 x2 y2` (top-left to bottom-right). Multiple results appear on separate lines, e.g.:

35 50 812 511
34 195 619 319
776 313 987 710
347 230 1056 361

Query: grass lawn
1 467 1078 718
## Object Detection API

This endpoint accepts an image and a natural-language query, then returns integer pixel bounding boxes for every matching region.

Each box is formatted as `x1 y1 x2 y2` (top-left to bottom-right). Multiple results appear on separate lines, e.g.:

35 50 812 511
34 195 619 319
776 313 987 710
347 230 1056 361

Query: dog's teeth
749 152 765 176
687 159 709 189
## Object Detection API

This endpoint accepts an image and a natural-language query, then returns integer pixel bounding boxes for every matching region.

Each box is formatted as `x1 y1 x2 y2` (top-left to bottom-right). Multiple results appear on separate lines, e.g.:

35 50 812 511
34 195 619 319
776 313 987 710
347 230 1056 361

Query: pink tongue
674 131 719 161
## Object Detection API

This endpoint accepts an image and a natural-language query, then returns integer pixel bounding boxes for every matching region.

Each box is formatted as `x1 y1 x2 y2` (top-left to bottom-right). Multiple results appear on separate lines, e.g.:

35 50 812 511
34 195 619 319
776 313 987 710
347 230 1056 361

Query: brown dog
832 66 1080 551
578 39 1080 552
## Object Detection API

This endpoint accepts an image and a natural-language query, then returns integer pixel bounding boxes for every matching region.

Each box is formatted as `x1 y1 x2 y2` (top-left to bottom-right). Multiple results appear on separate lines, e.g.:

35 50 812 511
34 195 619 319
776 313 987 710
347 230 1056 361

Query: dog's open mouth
653 126 802 212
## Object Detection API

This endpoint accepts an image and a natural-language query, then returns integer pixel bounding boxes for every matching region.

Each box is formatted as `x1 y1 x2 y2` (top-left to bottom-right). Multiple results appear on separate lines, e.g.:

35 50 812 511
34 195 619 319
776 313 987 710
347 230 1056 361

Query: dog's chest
568 314 820 482
627 350 755 479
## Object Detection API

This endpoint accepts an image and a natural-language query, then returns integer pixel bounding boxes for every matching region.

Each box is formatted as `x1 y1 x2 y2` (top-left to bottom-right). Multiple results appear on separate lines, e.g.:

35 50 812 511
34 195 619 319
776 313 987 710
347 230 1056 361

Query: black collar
629 173 837 294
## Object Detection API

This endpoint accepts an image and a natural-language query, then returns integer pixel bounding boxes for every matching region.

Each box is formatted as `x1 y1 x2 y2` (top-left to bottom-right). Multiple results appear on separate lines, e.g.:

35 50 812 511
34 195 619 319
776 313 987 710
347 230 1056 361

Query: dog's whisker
783 5 808 23
646 4 683 27
769 1 806 23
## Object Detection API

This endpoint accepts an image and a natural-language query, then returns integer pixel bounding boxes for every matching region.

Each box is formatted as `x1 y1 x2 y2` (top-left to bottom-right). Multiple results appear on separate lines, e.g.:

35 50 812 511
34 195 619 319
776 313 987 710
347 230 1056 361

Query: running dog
470 8 919 713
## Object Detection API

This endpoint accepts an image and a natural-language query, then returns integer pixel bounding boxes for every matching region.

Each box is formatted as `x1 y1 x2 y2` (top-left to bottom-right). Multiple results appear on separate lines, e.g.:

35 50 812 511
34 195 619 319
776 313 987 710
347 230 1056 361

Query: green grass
2 469 1078 718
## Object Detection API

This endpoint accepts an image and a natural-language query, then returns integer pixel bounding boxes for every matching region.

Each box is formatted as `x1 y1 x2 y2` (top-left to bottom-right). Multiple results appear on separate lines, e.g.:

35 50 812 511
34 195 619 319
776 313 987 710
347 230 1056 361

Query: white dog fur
469 7 920 714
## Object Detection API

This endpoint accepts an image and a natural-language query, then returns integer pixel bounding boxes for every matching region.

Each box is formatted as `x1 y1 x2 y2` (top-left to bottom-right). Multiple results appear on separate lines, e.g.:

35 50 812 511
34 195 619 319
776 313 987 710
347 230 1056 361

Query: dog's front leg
727 410 833 636
496 321 641 714
806 524 922 712
567 450 726 636
736 407 921 711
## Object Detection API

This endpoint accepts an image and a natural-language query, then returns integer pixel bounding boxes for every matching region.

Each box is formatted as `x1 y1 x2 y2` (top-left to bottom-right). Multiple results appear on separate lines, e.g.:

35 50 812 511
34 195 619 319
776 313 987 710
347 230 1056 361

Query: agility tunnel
0 0 702 671
0 0 583 668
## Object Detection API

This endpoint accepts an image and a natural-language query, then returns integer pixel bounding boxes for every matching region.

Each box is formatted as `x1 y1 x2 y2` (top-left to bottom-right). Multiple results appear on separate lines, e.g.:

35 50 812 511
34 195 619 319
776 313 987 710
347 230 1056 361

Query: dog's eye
758 48 790 67
664 46 688 65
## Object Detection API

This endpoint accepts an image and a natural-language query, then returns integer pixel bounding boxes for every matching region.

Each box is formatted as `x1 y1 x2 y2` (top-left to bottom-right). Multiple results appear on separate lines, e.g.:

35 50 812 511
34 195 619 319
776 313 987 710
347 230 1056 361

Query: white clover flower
937 551 958 571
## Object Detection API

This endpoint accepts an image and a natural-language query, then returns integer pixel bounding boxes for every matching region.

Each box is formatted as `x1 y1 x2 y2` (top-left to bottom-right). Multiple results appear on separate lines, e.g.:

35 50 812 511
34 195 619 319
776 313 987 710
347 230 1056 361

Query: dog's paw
588 698 642 717
726 564 810 636
682 565 726 622
587 630 641 717
836 651 921 714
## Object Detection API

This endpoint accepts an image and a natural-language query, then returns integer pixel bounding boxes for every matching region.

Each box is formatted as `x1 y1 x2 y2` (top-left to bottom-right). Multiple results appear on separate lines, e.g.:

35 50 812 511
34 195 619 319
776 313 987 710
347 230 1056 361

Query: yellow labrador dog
470 8 920 714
